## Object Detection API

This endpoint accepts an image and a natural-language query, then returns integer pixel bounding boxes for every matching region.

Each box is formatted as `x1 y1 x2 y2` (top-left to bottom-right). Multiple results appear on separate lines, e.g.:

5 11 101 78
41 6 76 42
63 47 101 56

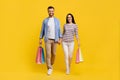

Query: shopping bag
41 47 45 63
75 48 84 64
36 46 45 64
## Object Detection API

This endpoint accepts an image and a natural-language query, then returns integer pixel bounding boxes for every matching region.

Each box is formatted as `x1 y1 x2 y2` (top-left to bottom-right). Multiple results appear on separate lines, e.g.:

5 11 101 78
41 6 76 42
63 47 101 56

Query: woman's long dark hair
66 13 76 24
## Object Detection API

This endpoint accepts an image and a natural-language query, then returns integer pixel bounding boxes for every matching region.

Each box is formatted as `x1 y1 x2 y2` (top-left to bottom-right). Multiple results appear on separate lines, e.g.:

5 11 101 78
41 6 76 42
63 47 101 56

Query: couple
39 6 80 75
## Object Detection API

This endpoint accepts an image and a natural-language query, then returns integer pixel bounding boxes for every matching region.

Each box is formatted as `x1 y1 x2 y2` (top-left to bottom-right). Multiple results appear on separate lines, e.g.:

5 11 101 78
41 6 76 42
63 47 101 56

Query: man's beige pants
45 39 57 69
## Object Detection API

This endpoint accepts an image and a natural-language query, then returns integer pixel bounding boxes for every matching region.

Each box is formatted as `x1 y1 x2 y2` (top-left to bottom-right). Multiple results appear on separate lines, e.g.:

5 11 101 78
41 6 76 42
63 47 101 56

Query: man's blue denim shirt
40 17 62 42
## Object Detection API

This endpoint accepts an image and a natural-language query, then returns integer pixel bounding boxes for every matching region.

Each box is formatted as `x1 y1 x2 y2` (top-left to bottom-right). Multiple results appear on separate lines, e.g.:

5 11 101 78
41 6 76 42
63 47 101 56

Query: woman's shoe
66 69 70 75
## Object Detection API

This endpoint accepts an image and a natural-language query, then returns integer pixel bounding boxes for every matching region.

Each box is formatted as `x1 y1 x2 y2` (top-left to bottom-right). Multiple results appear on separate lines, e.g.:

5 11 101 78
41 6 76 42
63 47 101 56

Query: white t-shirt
47 17 55 39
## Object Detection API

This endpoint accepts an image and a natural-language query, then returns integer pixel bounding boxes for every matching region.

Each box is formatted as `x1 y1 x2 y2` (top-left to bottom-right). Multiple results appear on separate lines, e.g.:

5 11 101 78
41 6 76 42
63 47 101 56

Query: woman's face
67 15 72 23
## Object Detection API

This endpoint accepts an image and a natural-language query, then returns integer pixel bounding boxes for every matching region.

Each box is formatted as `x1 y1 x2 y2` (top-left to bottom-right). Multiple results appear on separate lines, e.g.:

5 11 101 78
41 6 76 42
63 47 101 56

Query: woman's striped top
62 23 78 42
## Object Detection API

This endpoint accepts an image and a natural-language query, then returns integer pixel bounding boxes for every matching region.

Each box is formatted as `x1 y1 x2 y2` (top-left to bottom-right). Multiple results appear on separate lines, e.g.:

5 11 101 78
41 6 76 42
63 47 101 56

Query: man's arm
39 20 45 44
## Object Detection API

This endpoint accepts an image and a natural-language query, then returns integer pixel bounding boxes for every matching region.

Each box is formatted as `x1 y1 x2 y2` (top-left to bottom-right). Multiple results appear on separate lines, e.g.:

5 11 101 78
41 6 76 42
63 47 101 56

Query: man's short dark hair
47 6 54 10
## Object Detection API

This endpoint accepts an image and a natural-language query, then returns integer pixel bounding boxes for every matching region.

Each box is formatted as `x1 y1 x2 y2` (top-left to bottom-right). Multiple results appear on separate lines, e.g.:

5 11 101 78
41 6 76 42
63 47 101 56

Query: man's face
48 8 54 17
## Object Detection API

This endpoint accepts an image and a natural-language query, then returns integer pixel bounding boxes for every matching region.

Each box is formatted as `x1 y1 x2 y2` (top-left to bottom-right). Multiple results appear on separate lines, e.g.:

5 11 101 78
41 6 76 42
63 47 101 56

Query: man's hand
39 39 42 44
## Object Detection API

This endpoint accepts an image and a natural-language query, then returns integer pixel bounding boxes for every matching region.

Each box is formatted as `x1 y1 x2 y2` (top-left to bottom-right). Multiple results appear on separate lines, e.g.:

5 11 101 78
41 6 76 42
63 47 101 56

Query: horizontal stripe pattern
62 24 78 42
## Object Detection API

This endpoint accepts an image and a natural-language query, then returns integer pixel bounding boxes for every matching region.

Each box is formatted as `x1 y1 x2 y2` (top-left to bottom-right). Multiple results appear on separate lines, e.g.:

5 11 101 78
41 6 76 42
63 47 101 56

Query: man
39 6 62 75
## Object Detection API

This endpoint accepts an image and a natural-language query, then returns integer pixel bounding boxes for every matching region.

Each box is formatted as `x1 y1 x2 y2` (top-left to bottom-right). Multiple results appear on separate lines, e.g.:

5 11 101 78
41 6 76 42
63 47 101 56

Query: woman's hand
77 39 80 47
78 41 80 47
57 38 62 45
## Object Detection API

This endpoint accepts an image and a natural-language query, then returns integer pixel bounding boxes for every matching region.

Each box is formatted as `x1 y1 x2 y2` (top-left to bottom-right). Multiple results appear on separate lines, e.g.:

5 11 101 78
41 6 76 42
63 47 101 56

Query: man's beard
49 14 54 17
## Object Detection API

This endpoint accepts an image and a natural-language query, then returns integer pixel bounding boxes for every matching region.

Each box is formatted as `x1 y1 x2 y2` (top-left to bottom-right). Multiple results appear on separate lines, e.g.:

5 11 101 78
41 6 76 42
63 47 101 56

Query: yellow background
0 0 119 80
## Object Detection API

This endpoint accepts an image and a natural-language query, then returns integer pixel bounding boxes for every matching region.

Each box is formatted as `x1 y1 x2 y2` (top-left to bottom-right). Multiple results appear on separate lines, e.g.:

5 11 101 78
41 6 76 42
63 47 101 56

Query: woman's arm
75 25 80 47
76 38 80 47
58 25 65 44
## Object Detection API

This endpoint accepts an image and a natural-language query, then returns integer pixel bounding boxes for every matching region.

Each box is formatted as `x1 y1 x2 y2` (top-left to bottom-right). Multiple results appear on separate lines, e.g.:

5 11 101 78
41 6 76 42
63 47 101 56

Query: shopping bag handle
39 43 42 47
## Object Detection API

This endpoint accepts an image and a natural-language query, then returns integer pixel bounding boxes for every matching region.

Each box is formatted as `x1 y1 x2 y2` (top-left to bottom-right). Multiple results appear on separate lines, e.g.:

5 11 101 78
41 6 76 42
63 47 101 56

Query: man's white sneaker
47 69 53 75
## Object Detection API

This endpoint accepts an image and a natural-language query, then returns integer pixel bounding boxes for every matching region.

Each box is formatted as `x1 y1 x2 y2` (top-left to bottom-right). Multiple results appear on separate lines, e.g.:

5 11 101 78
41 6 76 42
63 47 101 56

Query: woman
62 13 80 74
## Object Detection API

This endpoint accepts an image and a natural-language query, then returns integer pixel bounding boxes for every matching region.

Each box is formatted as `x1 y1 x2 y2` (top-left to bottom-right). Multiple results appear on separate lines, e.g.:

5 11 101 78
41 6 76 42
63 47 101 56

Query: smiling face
67 15 72 23
48 8 54 17
66 13 76 24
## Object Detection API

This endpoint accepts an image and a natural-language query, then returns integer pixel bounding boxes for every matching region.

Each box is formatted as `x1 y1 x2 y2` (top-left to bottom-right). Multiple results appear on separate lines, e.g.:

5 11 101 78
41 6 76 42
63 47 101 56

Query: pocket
46 39 51 43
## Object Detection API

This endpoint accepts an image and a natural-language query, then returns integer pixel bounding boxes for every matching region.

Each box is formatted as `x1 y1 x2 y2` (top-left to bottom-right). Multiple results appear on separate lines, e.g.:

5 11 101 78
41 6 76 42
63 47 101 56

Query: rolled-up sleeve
40 20 45 39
